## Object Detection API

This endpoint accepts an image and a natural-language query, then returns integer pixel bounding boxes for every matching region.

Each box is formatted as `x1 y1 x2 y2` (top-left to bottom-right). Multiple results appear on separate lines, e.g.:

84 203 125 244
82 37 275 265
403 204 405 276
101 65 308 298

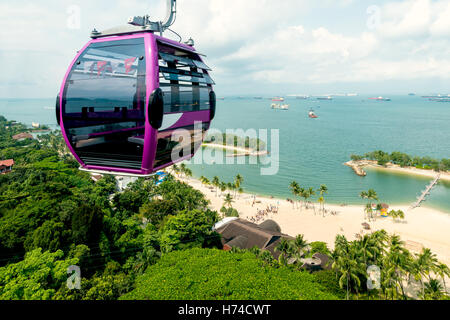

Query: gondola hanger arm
128 0 177 36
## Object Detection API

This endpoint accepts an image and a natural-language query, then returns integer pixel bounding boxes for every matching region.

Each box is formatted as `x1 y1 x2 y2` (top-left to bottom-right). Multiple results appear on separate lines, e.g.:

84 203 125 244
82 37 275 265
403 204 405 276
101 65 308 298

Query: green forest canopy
121 248 338 300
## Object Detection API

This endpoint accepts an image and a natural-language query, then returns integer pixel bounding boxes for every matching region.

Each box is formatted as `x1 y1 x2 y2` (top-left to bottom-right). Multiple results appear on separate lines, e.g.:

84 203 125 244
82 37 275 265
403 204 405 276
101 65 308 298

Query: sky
1 0 450 98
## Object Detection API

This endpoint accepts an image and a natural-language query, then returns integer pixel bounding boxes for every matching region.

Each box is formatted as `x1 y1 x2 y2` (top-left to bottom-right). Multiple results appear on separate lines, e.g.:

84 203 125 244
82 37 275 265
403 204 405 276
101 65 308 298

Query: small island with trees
202 133 269 157
346 150 450 181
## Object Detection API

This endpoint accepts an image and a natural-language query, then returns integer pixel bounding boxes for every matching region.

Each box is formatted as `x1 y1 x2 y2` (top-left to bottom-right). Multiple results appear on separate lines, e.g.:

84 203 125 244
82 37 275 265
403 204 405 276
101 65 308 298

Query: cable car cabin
58 34 216 176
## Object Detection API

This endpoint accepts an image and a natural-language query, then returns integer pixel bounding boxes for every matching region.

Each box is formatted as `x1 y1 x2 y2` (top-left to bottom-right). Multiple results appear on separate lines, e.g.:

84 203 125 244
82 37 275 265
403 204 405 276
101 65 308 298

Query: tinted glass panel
157 43 214 115
62 38 146 170
153 123 210 169
160 84 211 114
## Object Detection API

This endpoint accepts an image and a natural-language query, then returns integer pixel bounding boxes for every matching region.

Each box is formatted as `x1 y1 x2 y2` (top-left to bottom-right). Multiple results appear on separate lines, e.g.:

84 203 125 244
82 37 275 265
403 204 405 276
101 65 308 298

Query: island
345 151 450 181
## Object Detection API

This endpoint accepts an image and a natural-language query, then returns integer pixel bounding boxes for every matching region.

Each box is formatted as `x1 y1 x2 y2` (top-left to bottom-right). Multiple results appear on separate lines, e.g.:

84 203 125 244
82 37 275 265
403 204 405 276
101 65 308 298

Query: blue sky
1 0 450 98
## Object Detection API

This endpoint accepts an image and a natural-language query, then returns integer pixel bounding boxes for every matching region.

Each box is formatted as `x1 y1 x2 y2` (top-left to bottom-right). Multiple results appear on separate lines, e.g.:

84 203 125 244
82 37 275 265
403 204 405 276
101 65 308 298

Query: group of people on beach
248 204 279 224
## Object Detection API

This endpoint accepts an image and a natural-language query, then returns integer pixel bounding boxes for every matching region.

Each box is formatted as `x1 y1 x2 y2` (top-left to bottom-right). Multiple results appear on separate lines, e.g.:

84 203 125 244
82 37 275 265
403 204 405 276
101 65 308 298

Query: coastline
345 160 450 182
177 174 450 266
202 143 269 157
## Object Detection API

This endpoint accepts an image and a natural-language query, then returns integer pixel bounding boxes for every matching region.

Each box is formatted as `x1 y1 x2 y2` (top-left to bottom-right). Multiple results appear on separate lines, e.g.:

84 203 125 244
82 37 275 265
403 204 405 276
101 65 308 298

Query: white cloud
0 0 449 97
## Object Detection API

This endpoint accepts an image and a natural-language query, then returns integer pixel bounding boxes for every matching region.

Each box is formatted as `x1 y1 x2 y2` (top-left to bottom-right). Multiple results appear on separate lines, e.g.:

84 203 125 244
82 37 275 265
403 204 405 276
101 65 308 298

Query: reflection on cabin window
157 42 214 114
153 123 209 169
62 38 146 169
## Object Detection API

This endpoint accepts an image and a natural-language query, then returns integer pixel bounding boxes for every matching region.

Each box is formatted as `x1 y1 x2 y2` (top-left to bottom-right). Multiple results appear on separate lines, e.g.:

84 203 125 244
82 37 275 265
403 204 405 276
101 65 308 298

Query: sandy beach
202 143 269 157
345 160 450 182
179 175 450 266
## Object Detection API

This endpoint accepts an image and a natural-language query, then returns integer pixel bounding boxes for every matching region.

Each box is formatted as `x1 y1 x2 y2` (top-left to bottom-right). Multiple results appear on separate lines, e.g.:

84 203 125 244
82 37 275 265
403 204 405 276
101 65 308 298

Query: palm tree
364 203 373 222
367 189 378 202
376 203 383 216
223 193 234 208
299 188 307 209
275 238 291 266
212 176 220 196
172 164 180 176
289 181 300 209
180 163 187 178
434 263 450 293
318 184 328 216
416 248 439 296
291 234 310 257
333 251 362 300
238 187 244 199
384 235 411 299
234 174 243 197
360 189 378 221
307 187 316 212
220 182 227 197
423 279 445 300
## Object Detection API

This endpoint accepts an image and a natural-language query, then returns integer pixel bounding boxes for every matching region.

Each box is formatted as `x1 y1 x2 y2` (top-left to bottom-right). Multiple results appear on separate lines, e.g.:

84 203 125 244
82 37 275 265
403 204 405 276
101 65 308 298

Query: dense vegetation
121 248 338 300
350 150 450 171
0 116 221 299
0 116 448 300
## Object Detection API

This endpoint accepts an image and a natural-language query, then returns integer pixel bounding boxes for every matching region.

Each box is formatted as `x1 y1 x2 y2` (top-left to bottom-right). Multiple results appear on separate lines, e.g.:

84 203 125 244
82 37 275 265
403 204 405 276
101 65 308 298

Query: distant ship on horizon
369 96 391 101
271 103 289 110
272 97 285 102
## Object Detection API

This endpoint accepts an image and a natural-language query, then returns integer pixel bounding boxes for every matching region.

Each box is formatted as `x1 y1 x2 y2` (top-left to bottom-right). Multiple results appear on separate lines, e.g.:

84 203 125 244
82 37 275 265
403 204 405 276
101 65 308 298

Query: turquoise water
188 95 450 212
1 96 449 212
0 99 59 130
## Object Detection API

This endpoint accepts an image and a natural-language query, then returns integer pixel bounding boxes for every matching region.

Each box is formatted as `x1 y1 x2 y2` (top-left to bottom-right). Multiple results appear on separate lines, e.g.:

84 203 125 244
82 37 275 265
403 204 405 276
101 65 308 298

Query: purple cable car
57 1 215 176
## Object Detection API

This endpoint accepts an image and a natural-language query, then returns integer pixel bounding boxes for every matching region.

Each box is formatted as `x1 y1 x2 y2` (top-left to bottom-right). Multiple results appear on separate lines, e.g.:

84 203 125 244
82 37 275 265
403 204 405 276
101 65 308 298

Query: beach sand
179 175 450 266
345 160 450 182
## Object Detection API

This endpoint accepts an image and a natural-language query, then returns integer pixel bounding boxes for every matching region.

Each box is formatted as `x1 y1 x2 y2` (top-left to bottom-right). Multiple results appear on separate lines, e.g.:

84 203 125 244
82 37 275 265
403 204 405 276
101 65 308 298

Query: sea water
1 95 449 212
189 95 450 212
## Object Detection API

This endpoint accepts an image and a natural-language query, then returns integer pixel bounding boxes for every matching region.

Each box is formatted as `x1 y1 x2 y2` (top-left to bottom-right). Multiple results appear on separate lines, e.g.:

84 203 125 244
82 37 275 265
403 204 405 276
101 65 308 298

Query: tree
364 203 373 221
223 193 234 208
435 263 450 292
159 209 220 253
332 240 363 300
318 185 328 216
289 181 300 209
307 187 316 212
423 279 445 300
360 189 378 221
290 234 310 259
0 249 78 300
220 206 239 218
71 202 104 245
234 174 243 197
212 176 220 197
179 163 187 178
121 248 338 300
275 238 291 266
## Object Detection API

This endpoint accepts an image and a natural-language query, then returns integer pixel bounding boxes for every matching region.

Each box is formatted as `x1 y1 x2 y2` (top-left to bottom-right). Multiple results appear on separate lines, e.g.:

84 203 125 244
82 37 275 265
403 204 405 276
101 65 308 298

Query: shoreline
176 174 450 266
345 160 450 182
202 143 269 157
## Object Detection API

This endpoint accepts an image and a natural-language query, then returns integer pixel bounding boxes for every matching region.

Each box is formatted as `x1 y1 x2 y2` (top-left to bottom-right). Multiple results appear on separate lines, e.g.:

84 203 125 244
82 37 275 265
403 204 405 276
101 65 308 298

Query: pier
410 174 441 210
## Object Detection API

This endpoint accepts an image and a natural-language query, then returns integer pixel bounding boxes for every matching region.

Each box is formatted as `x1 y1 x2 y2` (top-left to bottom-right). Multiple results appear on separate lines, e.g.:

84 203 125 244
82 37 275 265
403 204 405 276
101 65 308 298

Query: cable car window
157 44 214 114
62 38 146 170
